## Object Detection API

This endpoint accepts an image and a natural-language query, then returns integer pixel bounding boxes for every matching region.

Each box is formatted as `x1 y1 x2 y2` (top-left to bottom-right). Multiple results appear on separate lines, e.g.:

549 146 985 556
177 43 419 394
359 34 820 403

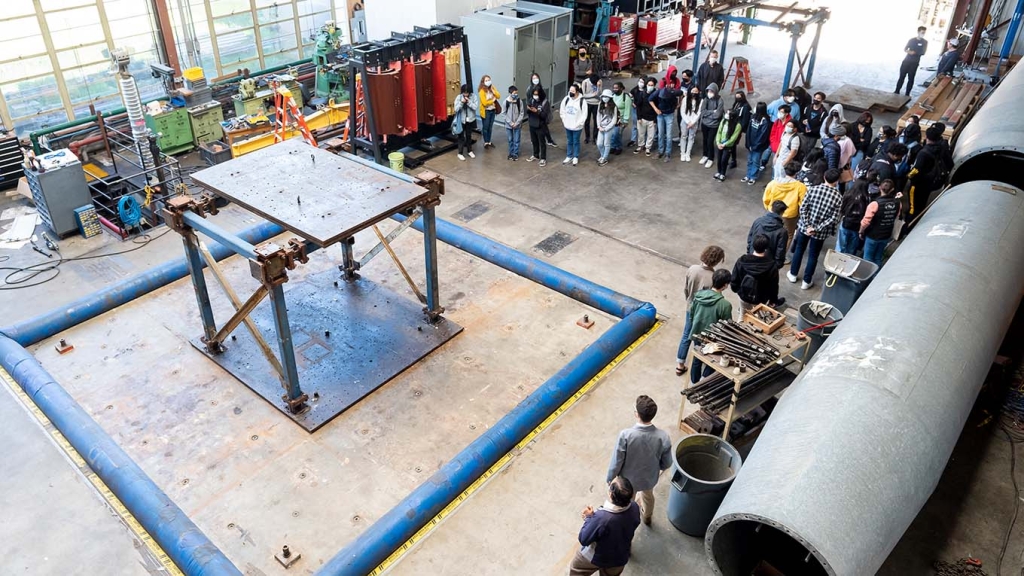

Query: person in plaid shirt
787 168 843 289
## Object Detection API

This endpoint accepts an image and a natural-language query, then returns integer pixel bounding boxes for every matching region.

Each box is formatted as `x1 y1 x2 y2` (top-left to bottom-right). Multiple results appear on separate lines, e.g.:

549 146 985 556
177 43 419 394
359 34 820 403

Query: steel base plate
191 270 462 432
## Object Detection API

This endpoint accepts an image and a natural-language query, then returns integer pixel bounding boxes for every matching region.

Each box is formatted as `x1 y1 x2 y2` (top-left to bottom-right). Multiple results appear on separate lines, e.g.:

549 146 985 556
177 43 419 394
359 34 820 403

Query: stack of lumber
899 76 986 139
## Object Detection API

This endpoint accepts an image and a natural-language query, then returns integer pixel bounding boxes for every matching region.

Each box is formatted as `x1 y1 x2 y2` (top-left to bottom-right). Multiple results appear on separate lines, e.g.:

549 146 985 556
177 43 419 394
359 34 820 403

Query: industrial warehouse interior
2 0 1024 575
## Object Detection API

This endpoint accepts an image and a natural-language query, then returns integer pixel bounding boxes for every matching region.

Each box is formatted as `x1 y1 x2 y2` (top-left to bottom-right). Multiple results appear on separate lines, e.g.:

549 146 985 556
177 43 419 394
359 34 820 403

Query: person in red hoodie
769 104 792 156
659 65 683 143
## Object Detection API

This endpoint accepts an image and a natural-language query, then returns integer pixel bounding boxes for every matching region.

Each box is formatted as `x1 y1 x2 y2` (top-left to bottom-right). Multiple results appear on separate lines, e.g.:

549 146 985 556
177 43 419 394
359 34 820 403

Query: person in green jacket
611 81 632 155
688 269 734 384
714 109 744 182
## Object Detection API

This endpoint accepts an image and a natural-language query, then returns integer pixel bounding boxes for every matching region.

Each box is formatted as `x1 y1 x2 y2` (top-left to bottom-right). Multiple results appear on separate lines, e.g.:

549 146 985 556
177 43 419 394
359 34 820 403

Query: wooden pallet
829 84 911 113
898 76 985 139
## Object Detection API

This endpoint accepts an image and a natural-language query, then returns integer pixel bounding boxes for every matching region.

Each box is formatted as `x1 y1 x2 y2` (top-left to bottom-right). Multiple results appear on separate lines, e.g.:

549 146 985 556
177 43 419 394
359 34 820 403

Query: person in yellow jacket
762 161 807 254
478 75 501 149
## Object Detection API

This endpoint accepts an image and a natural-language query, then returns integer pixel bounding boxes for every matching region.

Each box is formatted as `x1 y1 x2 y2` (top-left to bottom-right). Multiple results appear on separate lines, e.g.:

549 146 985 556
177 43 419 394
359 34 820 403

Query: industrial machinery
180 140 460 431
231 72 304 117
347 24 473 167
313 20 352 103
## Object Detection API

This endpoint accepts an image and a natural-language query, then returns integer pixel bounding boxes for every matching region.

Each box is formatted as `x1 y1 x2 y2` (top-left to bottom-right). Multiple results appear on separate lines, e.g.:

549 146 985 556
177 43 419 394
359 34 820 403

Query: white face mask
784 126 794 133
484 80 492 87
707 91 715 98
709 58 718 64
532 78 540 85
637 79 644 88
785 96 794 103
646 86 655 93
601 96 610 103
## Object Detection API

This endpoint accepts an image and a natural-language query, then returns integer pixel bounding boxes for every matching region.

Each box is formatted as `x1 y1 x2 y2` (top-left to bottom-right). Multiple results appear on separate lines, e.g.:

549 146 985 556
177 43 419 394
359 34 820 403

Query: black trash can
666 434 742 536
793 301 844 362
819 249 879 315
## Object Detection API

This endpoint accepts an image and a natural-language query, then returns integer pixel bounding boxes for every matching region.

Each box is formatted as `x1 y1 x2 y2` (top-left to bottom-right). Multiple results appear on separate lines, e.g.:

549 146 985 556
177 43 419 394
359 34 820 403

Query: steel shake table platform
170 140 459 431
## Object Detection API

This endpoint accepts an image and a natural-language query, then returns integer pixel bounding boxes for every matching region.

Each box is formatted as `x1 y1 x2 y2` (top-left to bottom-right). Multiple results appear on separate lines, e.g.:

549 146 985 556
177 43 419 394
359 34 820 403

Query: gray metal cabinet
24 150 93 238
463 2 573 113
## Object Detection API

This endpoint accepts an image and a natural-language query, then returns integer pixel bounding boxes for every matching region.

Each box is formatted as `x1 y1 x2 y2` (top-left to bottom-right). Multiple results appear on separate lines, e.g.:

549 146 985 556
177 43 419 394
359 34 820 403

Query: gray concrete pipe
951 61 1024 188
704 180 1024 576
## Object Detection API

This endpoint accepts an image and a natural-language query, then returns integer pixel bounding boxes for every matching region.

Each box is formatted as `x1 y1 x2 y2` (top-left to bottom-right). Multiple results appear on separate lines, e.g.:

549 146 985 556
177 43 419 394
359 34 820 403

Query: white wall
436 0 503 25
364 0 438 40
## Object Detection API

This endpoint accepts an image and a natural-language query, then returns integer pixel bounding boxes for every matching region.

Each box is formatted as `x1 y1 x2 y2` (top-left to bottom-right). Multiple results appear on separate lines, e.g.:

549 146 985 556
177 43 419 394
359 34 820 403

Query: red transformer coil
414 57 433 125
400 60 418 132
365 68 402 135
431 51 448 123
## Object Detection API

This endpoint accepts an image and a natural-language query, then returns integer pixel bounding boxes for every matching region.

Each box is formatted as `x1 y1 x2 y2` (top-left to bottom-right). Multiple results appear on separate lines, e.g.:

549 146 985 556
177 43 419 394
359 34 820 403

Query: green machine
313 21 351 103
144 104 194 155
188 101 224 146
232 73 304 117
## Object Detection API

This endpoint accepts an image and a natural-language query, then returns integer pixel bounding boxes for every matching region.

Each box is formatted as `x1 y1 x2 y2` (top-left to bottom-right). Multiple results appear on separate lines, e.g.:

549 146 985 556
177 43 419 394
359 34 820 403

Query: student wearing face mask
596 89 619 166
800 91 827 157
820 103 846 140
610 82 632 155
773 119 802 181
895 27 928 96
477 75 501 149
560 82 588 166
866 125 897 160
530 72 558 147
581 71 603 145
696 51 725 92
452 84 479 161
698 83 724 168
848 112 874 174
634 78 659 156
714 109 743 181
526 85 551 167
769 104 792 158
743 102 771 184
728 91 751 169
659 66 682 143
649 81 684 161
574 47 591 82
679 87 702 162
629 77 646 147
504 86 524 161
768 89 802 122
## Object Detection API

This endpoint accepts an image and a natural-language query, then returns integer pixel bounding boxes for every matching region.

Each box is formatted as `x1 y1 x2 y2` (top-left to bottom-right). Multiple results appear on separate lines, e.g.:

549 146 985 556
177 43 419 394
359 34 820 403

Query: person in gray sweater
606 395 673 526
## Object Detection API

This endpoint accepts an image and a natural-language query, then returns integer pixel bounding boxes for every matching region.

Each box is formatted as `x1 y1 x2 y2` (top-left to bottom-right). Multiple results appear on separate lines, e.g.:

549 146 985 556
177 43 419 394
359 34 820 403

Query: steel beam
782 32 800 95
692 18 705 71
359 208 422 267
181 231 217 346
340 238 358 280
209 285 269 348
268 283 305 411
182 211 258 260
422 206 441 321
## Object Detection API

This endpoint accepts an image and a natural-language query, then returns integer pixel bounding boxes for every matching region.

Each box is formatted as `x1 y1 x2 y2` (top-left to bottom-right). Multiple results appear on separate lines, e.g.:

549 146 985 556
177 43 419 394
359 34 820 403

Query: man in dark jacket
936 38 961 76
905 125 948 217
822 126 843 171
731 235 784 318
866 142 907 183
748 200 789 269
800 91 827 156
696 50 725 92
688 269 733 384
570 476 641 576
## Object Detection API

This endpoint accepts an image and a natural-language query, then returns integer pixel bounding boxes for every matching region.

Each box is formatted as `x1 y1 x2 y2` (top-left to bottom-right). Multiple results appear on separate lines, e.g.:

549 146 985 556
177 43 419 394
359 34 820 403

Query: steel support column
268 283 304 411
692 18 706 72
422 205 441 322
782 32 800 95
182 231 217 346
805 21 824 86
340 238 358 280
719 20 731 67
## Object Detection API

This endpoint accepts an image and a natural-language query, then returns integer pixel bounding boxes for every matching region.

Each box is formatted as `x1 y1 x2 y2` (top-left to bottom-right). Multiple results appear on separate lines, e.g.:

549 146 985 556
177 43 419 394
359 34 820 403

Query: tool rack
678 319 810 440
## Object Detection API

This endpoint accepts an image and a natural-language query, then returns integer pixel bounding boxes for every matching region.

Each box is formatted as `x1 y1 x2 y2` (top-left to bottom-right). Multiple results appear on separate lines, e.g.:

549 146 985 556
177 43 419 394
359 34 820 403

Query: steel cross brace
162 193 312 414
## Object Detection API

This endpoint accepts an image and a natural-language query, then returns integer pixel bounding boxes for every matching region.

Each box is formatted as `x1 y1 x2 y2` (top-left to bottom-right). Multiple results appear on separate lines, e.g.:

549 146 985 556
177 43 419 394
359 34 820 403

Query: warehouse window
0 0 162 136
170 0 342 80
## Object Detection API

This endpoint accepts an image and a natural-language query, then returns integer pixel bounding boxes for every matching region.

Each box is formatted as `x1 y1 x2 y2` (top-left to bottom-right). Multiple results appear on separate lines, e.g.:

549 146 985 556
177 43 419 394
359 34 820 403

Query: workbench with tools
678 315 811 442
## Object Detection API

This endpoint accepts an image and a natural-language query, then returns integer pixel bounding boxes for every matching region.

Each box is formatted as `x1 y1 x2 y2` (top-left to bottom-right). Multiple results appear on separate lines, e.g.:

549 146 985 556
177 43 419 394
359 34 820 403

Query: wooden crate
898 76 985 139
744 303 785 334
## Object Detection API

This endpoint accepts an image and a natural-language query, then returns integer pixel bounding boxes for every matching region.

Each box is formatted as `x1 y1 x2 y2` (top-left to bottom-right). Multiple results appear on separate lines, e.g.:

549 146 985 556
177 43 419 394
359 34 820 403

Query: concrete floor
2 9 1020 576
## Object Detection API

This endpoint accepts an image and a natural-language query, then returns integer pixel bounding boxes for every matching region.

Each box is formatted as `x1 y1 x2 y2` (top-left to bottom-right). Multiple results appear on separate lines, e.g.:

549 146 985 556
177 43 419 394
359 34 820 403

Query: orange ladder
273 81 317 147
726 57 754 94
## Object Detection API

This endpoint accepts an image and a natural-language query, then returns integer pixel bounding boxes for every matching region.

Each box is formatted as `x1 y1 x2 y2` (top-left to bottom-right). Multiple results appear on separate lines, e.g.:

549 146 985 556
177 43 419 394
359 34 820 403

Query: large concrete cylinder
704 180 1024 576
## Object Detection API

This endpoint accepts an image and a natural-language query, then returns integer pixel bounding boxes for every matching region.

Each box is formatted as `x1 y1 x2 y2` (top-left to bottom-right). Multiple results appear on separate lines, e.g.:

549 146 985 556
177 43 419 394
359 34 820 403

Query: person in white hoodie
679 86 702 162
596 89 619 166
560 83 588 166
820 103 846 141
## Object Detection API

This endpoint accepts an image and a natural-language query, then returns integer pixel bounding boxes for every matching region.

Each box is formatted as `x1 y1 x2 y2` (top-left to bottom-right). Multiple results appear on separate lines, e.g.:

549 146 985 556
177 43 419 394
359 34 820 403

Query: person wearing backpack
837 170 875 255
504 85 525 161
452 84 479 161
731 234 785 319
560 83 588 166
862 143 907 183
859 179 903 265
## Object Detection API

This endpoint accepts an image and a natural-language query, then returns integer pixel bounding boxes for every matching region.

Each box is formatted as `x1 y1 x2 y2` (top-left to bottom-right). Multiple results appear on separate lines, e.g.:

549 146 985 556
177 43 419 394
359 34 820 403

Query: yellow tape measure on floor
0 368 184 576
368 318 665 575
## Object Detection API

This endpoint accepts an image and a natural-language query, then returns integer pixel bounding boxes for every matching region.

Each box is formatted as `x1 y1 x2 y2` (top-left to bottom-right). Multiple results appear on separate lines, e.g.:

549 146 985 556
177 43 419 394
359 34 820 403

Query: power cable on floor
0 228 172 291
